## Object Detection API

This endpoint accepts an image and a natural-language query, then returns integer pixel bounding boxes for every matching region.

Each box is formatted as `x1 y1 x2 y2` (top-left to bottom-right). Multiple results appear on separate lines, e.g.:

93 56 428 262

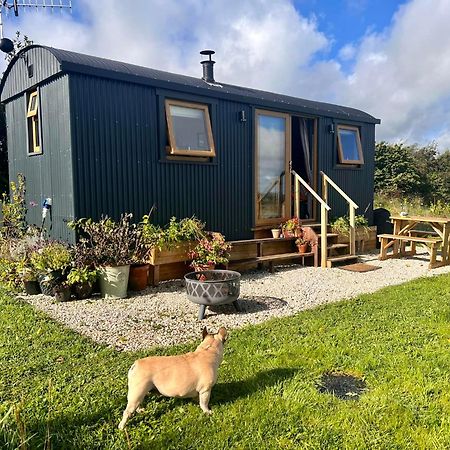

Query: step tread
317 233 339 238
326 254 358 268
327 243 349 250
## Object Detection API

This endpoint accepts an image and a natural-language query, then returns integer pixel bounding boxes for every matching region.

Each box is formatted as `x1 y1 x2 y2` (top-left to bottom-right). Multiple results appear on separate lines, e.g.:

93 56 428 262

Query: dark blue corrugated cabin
0 45 380 242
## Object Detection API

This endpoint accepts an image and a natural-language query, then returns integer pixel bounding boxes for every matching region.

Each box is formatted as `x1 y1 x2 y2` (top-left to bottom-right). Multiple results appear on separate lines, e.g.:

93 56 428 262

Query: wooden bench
228 251 316 273
378 233 443 268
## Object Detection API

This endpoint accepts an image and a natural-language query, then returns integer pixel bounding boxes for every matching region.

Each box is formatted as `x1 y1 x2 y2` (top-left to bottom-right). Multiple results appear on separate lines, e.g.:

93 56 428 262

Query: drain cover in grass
317 372 367 400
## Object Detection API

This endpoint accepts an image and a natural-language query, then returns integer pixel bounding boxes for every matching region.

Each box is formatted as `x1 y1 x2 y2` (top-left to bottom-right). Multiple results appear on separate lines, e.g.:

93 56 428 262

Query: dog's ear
202 327 208 340
217 327 227 342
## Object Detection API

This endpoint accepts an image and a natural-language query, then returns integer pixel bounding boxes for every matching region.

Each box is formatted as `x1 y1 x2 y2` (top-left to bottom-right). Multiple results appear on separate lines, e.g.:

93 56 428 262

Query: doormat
339 263 381 273
317 372 367 400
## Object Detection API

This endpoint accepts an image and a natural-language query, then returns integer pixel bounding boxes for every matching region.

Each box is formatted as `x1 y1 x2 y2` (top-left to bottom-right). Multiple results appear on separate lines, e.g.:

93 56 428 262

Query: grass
1 274 450 449
375 194 450 217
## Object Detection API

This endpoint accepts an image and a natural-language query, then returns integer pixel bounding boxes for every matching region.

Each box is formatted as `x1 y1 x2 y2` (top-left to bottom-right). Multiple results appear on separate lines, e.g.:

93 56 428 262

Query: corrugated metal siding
317 117 375 224
69 74 253 240
6 75 74 241
1 47 61 101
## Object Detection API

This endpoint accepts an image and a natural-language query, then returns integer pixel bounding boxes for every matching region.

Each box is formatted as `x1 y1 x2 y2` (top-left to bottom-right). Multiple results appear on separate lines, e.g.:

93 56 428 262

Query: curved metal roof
1 45 380 123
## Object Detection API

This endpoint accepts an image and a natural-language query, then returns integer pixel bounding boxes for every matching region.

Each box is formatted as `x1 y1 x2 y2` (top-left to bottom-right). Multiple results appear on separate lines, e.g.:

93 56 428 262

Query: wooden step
326 254 358 268
327 243 349 251
317 233 339 239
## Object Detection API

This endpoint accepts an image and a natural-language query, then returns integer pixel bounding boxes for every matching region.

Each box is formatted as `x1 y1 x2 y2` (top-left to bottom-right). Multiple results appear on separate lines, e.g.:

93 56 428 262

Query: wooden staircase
291 170 360 268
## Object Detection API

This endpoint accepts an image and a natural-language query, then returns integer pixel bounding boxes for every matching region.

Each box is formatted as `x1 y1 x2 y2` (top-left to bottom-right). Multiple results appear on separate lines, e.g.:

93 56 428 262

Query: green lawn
1 274 450 449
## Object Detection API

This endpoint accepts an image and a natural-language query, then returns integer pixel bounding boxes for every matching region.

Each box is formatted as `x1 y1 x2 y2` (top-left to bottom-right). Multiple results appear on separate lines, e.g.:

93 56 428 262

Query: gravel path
21 250 450 352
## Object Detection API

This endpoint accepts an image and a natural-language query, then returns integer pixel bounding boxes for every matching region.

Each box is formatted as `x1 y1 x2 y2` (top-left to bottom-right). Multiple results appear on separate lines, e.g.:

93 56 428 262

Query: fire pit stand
184 270 241 320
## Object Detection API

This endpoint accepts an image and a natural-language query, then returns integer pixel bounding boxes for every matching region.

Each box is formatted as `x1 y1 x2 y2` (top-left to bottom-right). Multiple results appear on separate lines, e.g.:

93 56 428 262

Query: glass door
255 110 291 226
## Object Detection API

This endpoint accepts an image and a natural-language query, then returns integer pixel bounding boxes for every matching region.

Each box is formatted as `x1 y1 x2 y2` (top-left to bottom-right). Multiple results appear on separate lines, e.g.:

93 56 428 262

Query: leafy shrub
30 241 72 273
67 267 98 286
69 214 146 267
0 174 27 240
189 232 231 267
330 214 369 236
141 215 206 250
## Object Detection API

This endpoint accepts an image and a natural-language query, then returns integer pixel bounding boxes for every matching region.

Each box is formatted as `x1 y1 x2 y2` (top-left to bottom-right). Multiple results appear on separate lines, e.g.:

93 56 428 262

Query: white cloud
1 0 450 151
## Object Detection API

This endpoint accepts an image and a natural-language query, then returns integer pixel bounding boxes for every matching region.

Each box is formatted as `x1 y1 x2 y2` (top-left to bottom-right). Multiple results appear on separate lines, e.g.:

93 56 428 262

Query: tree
375 141 450 203
374 142 421 198
0 32 33 194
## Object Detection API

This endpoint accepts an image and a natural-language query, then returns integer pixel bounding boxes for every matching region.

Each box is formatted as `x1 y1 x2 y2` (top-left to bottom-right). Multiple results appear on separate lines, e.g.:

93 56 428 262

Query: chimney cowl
200 49 215 83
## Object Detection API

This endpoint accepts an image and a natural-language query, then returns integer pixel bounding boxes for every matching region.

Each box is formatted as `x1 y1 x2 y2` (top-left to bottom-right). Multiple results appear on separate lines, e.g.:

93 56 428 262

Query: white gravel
20 250 450 351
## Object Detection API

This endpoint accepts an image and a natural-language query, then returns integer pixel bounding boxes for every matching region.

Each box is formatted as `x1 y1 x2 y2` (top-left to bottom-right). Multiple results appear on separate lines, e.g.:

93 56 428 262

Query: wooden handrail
320 171 358 209
321 171 358 256
291 169 330 267
291 170 331 211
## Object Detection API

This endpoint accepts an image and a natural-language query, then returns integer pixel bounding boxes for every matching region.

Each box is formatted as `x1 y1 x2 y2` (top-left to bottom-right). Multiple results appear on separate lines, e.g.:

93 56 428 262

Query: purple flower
29 201 37 207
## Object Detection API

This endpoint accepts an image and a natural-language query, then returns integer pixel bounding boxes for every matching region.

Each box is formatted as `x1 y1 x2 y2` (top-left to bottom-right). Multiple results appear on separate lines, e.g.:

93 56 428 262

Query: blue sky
1 0 450 151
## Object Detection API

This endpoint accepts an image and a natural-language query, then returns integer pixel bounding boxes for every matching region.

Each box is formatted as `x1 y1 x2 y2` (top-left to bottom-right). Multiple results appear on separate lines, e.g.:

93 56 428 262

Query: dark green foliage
375 141 450 204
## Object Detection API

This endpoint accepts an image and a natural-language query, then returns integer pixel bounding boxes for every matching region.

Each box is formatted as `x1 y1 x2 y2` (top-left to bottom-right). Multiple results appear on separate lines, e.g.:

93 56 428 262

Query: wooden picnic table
378 215 450 268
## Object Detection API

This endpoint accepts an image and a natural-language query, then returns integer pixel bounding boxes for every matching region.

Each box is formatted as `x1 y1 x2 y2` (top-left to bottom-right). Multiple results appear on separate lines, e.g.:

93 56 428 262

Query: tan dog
118 327 227 429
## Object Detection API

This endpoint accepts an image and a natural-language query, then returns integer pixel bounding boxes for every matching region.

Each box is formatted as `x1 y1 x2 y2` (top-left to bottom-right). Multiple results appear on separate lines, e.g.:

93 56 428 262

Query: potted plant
69 214 136 299
53 282 71 302
189 232 231 272
30 240 72 296
271 227 281 239
128 223 152 292
295 237 309 254
143 216 206 265
20 266 41 295
67 267 98 299
281 217 301 238
330 215 370 243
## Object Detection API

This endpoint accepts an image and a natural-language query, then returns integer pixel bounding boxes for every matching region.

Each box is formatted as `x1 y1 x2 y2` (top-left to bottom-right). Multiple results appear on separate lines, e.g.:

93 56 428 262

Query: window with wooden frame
165 99 215 157
26 90 41 155
336 125 363 165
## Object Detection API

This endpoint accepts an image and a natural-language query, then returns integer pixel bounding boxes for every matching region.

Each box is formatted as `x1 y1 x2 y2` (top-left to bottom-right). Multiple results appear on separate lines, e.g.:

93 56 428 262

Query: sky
1 0 450 152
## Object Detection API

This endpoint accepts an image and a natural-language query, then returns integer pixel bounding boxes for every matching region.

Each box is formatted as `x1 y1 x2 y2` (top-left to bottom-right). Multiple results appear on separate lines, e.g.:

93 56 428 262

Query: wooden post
349 206 356 255
295 178 300 218
321 203 327 268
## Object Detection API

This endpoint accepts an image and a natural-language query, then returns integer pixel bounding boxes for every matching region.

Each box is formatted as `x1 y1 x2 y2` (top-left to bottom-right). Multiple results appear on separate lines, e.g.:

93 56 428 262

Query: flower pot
192 263 215 281
283 230 295 238
98 265 130 299
271 229 281 238
38 272 61 296
23 280 41 295
53 285 71 303
297 243 309 254
72 281 94 300
128 264 149 291
192 263 216 272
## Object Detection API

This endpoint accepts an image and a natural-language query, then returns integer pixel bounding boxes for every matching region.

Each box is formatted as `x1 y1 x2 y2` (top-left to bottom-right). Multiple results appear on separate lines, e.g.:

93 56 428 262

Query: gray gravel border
20 250 450 351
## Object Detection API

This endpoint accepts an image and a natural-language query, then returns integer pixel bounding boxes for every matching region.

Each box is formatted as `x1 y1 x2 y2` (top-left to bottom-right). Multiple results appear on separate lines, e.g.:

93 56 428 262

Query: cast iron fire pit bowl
184 270 241 320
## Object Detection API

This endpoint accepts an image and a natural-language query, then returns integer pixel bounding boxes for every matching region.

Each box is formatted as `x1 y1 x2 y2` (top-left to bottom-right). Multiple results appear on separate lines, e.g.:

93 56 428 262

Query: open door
291 116 316 221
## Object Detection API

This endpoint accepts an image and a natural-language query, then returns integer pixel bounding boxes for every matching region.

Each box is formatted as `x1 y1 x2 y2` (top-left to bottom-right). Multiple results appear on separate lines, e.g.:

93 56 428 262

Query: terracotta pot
283 230 295 238
271 229 281 238
128 264 150 291
24 280 41 295
297 243 309 253
192 263 215 281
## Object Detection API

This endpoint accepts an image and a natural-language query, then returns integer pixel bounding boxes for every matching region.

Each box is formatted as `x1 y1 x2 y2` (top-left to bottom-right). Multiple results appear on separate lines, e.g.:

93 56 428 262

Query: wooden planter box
336 226 377 251
148 241 197 286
